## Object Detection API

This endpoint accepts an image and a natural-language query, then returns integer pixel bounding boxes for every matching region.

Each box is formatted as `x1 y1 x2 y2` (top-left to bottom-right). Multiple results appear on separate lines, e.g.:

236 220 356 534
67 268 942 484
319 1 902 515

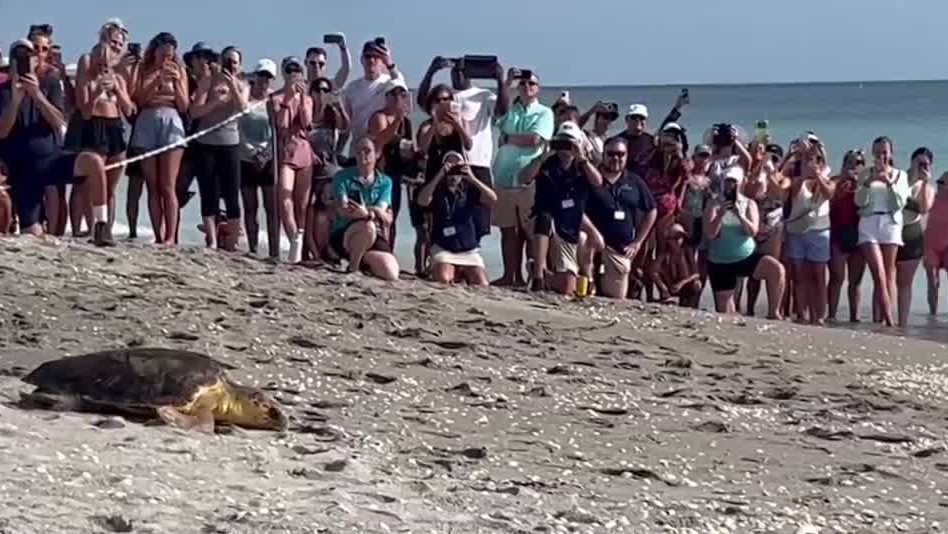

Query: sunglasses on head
29 24 53 36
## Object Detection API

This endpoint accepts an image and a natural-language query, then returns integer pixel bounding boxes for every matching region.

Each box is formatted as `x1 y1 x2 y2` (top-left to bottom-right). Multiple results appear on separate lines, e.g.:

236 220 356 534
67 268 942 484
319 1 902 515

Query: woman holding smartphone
855 136 910 327
828 150 867 322
190 46 249 250
129 32 189 245
271 57 314 264
895 147 935 327
68 20 134 235
239 59 279 259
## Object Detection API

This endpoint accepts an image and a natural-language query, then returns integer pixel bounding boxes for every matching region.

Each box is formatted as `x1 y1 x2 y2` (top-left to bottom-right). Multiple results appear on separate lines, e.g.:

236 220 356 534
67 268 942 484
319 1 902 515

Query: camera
457 55 498 79
600 102 619 116
323 33 344 45
723 188 737 203
712 123 734 147
550 138 575 152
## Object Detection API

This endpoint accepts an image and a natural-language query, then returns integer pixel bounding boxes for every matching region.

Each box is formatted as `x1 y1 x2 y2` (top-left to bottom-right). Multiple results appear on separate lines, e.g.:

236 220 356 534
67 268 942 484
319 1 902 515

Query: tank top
381 117 414 179
681 182 707 218
709 201 756 264
198 77 242 146
425 128 465 182
903 178 926 226
238 98 272 162
785 180 830 234
829 177 859 227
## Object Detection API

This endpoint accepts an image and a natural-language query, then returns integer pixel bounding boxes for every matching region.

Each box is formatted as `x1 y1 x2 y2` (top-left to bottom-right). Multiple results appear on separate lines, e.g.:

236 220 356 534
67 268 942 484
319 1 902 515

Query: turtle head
224 385 288 431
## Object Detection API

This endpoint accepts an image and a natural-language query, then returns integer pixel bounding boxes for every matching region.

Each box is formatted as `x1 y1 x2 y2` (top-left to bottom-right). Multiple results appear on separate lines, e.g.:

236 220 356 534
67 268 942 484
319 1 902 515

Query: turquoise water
115 81 948 342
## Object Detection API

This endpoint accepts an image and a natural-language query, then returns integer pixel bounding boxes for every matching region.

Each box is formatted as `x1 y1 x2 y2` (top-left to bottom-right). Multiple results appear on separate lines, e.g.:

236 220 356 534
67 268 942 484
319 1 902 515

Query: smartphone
323 33 344 45
560 91 570 101
460 55 498 79
349 189 363 204
681 88 689 102
755 120 770 143
550 138 574 152
15 48 31 77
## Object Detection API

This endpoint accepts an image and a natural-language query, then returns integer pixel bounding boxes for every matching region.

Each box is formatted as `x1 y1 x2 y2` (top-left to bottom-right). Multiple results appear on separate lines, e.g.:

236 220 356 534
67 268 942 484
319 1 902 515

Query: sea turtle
19 347 288 433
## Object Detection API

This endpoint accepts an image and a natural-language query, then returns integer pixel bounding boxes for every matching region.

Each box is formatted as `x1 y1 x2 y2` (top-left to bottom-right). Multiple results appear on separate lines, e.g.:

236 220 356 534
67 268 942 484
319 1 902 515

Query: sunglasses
35 45 50 53
284 66 303 74
606 151 627 158
308 60 326 68
388 89 408 98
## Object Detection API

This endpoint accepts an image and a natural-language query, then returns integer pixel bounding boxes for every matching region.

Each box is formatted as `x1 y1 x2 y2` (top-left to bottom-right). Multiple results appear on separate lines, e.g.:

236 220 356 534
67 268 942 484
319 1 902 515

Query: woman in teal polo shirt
330 138 400 281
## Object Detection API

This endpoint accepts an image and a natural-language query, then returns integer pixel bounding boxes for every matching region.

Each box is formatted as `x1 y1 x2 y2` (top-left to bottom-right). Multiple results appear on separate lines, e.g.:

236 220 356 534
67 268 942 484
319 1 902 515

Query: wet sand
0 237 946 533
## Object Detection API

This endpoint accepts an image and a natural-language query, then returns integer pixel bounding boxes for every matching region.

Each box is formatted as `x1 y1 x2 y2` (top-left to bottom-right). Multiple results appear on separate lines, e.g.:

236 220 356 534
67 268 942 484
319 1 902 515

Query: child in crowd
648 223 701 306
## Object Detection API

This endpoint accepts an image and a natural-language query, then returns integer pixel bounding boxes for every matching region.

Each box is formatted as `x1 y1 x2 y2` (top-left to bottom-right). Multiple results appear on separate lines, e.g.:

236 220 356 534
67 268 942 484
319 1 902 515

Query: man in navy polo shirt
521 121 603 295
586 136 657 299
0 39 112 245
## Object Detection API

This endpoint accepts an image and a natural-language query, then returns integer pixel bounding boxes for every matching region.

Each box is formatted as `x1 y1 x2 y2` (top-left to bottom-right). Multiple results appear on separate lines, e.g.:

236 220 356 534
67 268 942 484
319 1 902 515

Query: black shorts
831 223 859 254
898 229 924 262
685 216 703 248
8 151 82 229
708 253 763 292
240 160 274 189
330 225 392 260
64 115 127 158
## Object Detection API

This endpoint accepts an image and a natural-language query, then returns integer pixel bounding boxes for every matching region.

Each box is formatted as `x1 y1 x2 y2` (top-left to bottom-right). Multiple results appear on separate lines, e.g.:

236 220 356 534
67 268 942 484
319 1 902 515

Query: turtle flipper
19 391 83 411
156 406 215 433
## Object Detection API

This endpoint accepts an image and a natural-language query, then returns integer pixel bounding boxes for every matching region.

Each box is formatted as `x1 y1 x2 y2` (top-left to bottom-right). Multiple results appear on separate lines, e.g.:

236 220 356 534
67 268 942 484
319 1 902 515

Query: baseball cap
626 104 648 119
693 144 712 156
384 77 408 95
554 121 584 144
9 39 34 57
724 165 745 183
254 58 277 78
184 41 215 64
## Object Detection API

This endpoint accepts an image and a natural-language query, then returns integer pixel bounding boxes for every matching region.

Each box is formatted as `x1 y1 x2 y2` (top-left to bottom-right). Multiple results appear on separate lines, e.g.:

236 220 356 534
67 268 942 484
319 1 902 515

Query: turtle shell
23 348 229 408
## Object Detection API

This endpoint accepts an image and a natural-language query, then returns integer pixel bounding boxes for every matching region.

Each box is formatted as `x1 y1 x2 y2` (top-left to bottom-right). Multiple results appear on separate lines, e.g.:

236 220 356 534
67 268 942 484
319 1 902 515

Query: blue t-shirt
586 171 656 251
534 158 590 244
330 166 393 233
430 184 481 253
0 76 65 168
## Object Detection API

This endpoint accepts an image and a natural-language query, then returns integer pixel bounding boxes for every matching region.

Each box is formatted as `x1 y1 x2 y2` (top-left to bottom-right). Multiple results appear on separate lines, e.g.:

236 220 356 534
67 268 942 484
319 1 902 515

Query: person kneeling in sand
520 121 603 295
648 223 701 306
584 137 657 300
416 151 496 286
329 138 399 280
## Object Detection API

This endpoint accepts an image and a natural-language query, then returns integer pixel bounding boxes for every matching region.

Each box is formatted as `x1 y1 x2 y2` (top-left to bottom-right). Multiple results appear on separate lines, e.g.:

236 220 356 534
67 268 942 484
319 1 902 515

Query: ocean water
111 81 948 342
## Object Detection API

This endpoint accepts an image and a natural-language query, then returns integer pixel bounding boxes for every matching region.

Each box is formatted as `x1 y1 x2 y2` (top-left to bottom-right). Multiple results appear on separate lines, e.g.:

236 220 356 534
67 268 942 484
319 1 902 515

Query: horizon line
538 77 948 89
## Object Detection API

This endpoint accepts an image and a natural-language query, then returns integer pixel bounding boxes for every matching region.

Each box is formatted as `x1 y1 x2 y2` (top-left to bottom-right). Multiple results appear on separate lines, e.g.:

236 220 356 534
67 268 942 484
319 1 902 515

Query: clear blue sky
2 0 946 86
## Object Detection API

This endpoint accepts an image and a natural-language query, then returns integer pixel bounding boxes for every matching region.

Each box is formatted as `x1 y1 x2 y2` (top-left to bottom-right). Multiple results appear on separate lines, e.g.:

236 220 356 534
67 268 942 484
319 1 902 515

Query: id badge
443 226 457 237
561 198 576 209
614 210 626 221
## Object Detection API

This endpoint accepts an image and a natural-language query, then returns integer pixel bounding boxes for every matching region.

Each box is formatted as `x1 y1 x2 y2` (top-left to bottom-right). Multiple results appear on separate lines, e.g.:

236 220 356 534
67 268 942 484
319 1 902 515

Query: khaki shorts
603 247 633 279
550 232 581 275
493 185 534 230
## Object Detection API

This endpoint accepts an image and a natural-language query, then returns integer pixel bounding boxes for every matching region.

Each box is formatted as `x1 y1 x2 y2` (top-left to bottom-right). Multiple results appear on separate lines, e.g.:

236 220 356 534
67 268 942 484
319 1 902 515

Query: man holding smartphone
305 33 351 93
0 40 113 245
342 39 406 157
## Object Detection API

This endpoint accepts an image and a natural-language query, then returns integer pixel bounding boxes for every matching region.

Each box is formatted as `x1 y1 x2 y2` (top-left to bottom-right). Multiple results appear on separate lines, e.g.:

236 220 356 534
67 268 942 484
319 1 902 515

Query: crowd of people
2 20 948 328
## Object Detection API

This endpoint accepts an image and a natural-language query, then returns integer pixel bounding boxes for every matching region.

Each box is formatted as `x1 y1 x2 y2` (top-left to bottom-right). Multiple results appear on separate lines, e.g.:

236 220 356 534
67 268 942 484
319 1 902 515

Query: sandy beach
0 237 946 533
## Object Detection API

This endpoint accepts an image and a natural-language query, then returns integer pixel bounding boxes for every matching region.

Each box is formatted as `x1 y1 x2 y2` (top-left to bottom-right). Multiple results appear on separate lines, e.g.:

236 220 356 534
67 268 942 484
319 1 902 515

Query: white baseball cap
724 165 745 183
555 121 584 144
626 104 649 119
384 77 409 95
254 58 277 78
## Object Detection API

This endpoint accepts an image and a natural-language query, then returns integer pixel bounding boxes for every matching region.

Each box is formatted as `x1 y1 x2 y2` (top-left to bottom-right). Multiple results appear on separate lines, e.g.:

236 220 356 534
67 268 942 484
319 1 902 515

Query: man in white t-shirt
417 56 509 236
342 39 406 157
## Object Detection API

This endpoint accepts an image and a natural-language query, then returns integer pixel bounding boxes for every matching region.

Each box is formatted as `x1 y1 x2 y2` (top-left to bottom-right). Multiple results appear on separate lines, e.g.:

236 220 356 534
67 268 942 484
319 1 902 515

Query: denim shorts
786 228 830 263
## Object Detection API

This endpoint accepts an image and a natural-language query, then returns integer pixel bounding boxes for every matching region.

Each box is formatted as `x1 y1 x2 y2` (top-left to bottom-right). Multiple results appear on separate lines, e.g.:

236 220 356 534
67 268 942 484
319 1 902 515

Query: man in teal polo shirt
330 138 400 281
492 69 554 287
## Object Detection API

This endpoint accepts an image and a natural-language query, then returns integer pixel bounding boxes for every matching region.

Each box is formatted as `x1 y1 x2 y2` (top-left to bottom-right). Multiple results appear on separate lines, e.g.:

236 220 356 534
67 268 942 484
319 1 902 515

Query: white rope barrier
104 97 271 172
